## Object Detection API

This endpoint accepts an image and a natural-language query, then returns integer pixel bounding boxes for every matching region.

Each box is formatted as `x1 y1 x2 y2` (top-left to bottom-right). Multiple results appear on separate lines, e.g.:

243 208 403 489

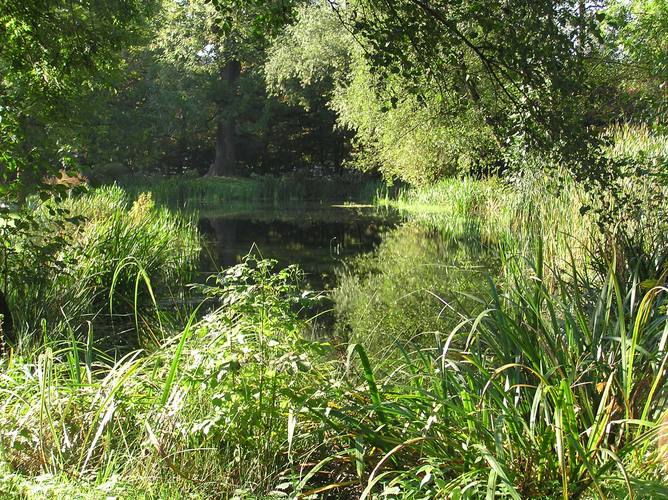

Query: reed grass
4 186 200 348
302 239 668 497
0 244 665 497
1 144 667 496
377 124 668 285
124 174 387 209
375 173 595 273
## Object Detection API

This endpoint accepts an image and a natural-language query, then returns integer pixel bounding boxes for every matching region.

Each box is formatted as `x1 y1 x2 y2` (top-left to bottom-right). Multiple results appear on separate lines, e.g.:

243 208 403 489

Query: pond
198 202 502 352
198 202 401 289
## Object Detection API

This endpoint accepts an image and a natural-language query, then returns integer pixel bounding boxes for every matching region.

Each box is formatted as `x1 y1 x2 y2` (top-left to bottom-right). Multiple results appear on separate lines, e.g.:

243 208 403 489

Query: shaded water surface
198 203 400 288
198 203 501 348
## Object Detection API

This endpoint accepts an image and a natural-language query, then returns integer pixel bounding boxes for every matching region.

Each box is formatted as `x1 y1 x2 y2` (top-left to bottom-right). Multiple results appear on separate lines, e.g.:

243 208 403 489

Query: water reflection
198 203 399 288
333 218 499 357
198 204 501 356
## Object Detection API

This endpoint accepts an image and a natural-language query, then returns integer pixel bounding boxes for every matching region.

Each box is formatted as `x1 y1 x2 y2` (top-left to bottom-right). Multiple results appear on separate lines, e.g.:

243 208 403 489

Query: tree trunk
0 290 12 355
207 59 242 177
578 0 586 50
211 218 239 267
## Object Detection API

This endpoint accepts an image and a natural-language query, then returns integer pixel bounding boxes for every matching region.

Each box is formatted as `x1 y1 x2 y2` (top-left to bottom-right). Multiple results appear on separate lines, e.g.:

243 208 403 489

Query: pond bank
1 179 667 498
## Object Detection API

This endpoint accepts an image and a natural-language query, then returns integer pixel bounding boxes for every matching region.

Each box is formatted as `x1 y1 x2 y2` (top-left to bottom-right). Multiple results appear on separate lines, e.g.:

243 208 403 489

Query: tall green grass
124 174 387 208
307 246 668 497
1 148 666 496
605 122 668 160
376 173 595 273
0 247 666 497
376 177 511 220
600 123 668 281
4 186 200 348
0 256 335 497
378 124 668 286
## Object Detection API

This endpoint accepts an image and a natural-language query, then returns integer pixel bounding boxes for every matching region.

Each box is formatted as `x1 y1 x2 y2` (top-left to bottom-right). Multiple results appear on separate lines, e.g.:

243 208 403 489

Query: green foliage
1 239 666 497
196 253 322 324
338 0 603 158
0 0 158 199
332 56 500 183
0 256 335 497
310 248 668 497
124 174 385 207
604 0 668 121
2 186 200 346
181 256 328 487
265 1 351 103
3 0 668 497
73 0 348 178
265 2 501 185
261 0 667 191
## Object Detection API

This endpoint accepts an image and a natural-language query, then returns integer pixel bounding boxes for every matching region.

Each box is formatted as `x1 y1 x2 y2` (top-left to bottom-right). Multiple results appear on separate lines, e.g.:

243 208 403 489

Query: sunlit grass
1 172 666 497
124 174 387 208
5 186 200 349
0 247 666 497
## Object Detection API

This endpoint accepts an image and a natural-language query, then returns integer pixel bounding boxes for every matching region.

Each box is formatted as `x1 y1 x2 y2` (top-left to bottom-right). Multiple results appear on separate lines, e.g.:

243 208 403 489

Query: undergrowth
1 186 200 349
0 247 666 498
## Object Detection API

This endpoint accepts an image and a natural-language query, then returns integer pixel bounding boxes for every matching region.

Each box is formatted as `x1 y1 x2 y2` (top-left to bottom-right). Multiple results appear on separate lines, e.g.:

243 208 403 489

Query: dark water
198 202 500 348
198 203 400 288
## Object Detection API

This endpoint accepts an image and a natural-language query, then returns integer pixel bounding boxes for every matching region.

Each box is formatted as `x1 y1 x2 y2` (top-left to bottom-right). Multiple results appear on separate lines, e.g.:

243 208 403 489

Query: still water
198 203 401 288
198 202 500 348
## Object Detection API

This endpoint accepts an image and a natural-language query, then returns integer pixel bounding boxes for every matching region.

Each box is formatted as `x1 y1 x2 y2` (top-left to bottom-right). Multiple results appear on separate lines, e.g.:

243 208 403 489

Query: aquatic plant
0 247 665 498
303 244 668 497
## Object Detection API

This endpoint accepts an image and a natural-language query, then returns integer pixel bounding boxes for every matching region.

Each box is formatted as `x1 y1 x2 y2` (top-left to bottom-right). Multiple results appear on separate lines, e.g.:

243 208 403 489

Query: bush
0 256 335 497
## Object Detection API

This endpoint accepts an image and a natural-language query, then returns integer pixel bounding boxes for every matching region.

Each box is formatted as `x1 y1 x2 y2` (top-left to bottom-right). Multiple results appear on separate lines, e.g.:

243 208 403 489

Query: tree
72 30 214 179
603 0 668 123
0 0 157 346
265 1 510 184
340 2 609 161
156 0 300 176
0 0 158 199
264 0 594 182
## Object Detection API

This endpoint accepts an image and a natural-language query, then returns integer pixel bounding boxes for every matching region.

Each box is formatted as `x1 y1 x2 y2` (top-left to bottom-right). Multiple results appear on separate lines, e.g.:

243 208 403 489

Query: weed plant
305 244 668 498
3 186 200 348
0 247 666 497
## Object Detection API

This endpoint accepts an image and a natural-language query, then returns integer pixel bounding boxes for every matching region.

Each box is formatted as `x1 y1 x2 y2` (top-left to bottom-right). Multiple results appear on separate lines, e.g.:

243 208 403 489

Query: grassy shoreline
123 174 390 209
1 180 667 497
1 244 666 498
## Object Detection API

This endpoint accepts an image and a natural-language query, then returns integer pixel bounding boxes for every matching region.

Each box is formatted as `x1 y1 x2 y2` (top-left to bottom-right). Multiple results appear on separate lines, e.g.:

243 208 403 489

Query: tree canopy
2 0 666 189
0 0 158 199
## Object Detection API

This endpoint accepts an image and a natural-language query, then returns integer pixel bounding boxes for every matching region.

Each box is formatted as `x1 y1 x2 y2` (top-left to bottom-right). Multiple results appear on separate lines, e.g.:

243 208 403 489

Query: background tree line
1 0 666 190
